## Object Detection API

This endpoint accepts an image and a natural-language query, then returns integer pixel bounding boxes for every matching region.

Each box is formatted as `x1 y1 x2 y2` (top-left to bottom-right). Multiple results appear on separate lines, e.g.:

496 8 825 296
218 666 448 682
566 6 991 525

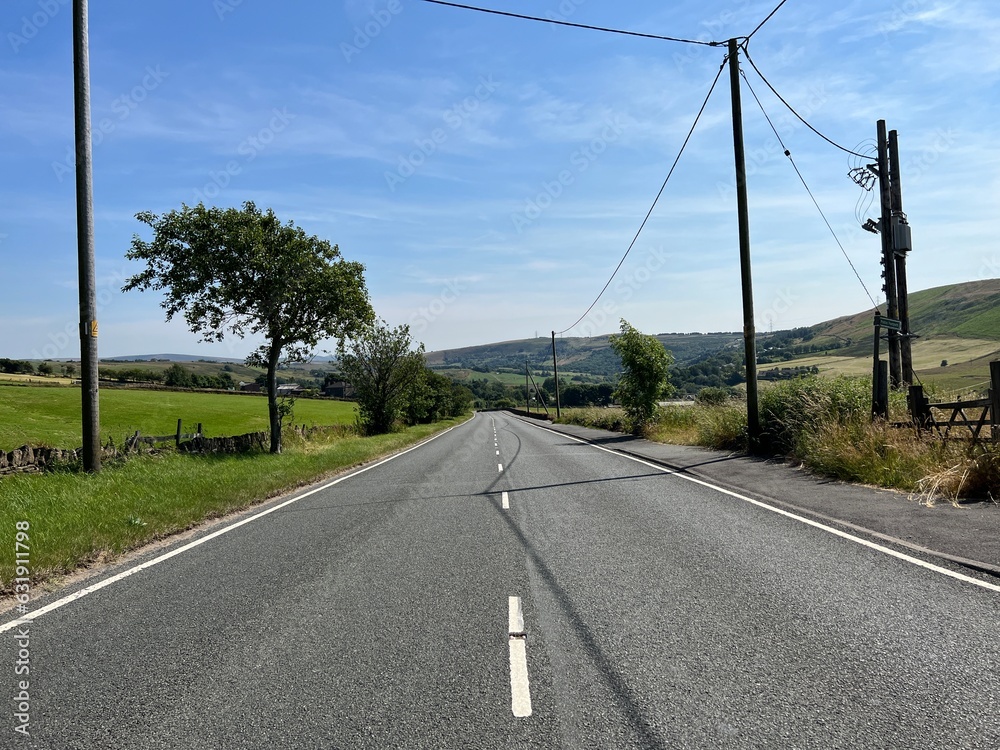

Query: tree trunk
266 344 282 454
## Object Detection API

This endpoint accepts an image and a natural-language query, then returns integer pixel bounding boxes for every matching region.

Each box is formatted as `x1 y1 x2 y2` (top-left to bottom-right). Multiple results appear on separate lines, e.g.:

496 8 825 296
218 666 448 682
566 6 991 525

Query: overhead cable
746 0 791 41
420 0 722 46
556 58 727 335
740 69 879 310
741 46 870 159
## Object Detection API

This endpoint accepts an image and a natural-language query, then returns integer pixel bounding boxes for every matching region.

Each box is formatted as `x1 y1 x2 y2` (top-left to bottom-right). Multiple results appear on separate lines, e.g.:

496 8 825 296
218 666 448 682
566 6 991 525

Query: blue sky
2 0 998 360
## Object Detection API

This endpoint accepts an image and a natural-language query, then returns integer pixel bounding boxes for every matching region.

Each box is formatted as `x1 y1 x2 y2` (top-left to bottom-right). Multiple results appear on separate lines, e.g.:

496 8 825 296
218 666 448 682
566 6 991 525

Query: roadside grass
0 384 357 449
557 377 1000 503
0 417 466 593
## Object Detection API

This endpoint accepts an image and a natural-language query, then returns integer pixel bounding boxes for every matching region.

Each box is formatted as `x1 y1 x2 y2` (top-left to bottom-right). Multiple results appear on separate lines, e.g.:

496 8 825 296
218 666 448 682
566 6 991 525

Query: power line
556 58 727 335
741 46 870 159
420 0 722 46
740 68 879 310
746 0 791 41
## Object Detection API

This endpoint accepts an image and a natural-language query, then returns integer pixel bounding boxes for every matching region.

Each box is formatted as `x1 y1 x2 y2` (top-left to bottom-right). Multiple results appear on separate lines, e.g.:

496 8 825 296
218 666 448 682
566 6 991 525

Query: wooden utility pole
728 39 760 444
876 121 901 389
551 331 561 419
871 312 881 419
888 129 913 385
524 360 529 413
74 0 100 472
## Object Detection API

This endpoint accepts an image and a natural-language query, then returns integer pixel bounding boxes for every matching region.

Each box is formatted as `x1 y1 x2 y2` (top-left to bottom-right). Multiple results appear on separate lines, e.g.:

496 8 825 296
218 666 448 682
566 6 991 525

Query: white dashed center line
507 596 532 717
502 491 509 509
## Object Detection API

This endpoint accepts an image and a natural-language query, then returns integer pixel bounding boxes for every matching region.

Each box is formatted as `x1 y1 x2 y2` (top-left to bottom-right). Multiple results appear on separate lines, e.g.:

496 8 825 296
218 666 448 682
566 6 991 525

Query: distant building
239 382 263 393
323 380 355 398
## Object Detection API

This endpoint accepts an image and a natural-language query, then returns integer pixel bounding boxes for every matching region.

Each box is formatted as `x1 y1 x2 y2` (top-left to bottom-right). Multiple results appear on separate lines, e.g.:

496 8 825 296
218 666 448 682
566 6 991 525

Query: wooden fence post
908 385 930 431
875 360 889 420
991 360 1000 442
175 418 182 447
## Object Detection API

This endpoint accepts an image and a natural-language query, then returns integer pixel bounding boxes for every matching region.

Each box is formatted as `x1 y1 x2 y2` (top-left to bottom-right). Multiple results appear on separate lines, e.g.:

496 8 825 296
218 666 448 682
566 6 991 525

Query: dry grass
558 378 1000 504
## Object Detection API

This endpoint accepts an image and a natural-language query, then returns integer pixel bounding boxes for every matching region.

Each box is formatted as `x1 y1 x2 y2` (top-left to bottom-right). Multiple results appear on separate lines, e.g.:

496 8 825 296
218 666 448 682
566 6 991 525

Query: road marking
508 596 532 717
0 417 476 634
502 491 510 509
523 420 1000 595
496 450 500 455
498 463 503 472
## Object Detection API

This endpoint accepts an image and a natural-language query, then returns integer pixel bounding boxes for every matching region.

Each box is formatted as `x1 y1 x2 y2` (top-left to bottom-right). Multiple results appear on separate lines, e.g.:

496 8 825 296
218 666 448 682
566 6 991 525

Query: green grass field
0 385 357 449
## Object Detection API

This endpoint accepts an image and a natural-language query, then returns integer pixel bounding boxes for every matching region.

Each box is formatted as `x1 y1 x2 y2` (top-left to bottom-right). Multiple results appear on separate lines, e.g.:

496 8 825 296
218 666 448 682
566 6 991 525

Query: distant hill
426 278 1000 393
103 353 246 363
808 278 1000 356
96 278 1000 394
425 332 744 378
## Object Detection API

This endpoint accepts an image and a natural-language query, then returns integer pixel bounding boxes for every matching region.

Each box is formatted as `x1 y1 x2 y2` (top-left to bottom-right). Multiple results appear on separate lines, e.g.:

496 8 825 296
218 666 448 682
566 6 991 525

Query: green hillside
810 279 1000 355
428 278 1000 398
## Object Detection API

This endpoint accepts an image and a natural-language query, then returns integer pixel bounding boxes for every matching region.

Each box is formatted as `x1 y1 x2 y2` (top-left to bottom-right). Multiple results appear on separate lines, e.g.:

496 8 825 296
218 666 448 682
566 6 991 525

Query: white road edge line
508 596 532 717
0 417 475 634
502 491 510 510
524 420 1000 595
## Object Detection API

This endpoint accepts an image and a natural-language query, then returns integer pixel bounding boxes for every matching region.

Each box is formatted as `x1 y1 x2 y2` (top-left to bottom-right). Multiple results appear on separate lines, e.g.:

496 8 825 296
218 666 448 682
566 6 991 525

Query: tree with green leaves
124 202 372 453
608 319 674 432
338 320 425 435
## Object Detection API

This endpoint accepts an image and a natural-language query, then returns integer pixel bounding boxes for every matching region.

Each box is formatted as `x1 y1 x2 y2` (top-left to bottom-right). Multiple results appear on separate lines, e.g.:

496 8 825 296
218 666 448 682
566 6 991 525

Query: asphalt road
3 411 1000 748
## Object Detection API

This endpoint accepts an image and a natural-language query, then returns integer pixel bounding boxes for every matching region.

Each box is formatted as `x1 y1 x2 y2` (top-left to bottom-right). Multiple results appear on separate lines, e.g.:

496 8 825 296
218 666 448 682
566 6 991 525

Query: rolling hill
426 278 1000 395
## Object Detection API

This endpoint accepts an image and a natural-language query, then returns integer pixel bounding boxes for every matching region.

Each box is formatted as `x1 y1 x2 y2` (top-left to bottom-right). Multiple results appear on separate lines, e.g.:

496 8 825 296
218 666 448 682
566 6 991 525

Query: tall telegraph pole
876 121 900 389
728 39 760 444
888 129 913 385
74 0 100 472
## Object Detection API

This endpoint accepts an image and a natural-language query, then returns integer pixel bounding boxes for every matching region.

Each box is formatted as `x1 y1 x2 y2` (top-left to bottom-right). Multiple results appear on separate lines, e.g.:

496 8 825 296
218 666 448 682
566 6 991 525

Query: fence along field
0 385 357 451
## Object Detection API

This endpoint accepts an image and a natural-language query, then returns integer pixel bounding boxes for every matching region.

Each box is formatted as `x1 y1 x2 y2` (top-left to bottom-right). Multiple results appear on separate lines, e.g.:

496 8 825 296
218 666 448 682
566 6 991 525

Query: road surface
3 411 1000 748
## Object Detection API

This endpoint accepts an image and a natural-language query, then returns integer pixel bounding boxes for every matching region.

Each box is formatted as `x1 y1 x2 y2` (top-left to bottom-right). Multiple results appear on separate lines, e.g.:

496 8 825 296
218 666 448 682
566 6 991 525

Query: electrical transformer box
892 216 912 253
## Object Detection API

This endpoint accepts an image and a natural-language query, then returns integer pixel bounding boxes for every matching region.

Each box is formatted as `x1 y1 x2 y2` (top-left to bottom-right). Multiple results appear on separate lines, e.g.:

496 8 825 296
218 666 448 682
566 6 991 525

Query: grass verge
557 377 1000 504
0 416 467 593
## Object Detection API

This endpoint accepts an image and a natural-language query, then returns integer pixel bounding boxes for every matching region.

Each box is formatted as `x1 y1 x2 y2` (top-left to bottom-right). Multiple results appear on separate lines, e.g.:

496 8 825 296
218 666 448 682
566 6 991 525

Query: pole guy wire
741 46 870 159
740 66 879 311
556 58 727 335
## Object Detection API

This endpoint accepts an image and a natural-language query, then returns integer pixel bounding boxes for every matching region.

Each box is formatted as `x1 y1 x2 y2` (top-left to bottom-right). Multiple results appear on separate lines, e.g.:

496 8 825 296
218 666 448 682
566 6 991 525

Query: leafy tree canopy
609 319 674 432
124 201 372 452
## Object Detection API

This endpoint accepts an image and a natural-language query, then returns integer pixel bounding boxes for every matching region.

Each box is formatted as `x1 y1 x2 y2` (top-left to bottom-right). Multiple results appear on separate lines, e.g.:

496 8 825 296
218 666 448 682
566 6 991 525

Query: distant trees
609 319 674 432
0 359 34 375
124 202 372 453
